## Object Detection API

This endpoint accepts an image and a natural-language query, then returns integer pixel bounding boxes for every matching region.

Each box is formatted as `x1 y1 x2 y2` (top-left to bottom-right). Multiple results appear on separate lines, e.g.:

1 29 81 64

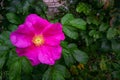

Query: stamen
32 35 44 46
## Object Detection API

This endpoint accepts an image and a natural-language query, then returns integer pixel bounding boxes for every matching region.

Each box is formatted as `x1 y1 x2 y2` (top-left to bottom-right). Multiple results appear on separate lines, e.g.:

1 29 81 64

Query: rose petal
17 24 34 35
43 23 65 46
10 32 32 48
16 46 40 66
38 45 62 65
49 45 62 60
25 14 50 34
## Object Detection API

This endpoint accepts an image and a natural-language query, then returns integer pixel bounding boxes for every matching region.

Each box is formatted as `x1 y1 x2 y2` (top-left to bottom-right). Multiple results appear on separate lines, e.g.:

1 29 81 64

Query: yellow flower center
32 35 44 46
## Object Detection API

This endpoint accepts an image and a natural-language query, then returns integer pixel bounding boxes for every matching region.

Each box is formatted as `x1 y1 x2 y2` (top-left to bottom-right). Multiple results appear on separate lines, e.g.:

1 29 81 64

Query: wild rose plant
10 14 65 66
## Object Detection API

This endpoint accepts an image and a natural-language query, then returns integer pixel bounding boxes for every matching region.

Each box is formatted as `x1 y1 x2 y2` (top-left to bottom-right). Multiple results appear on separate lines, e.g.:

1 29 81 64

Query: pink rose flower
10 14 65 66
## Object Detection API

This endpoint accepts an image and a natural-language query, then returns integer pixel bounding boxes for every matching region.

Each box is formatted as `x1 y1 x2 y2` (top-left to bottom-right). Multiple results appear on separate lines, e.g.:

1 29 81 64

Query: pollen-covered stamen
32 35 44 46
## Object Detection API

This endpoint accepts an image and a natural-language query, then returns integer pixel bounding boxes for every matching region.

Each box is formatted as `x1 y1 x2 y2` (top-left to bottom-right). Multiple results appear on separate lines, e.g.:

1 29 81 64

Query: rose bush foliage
0 0 120 80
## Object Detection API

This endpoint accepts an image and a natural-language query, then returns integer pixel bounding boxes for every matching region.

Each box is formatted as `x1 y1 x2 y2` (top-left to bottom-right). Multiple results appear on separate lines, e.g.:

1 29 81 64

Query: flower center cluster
32 35 44 46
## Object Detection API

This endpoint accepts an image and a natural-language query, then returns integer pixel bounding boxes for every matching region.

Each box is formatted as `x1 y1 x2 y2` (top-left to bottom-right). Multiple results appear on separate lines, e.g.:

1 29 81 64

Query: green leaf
5 39 12 46
70 18 86 30
73 50 88 64
52 73 65 80
63 26 78 39
107 28 117 39
0 55 6 70
101 40 111 52
42 68 52 80
53 64 70 78
89 30 96 37
111 40 120 53
6 13 20 24
0 31 13 46
112 71 120 79
61 13 74 25
87 16 99 25
99 23 109 31
22 1 30 14
8 25 17 31
112 63 120 70
21 57 32 74
61 41 68 48
76 2 91 15
63 49 75 66
99 57 107 71
0 31 12 46
35 1 47 16
6 49 17 65
68 43 78 50
0 45 9 51
0 31 10 41
9 59 21 80
0 75 1 80
42 65 70 80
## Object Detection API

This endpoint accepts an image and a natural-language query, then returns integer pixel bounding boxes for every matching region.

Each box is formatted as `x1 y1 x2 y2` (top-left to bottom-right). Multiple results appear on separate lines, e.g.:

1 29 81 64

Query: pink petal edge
10 32 32 48
38 45 62 65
